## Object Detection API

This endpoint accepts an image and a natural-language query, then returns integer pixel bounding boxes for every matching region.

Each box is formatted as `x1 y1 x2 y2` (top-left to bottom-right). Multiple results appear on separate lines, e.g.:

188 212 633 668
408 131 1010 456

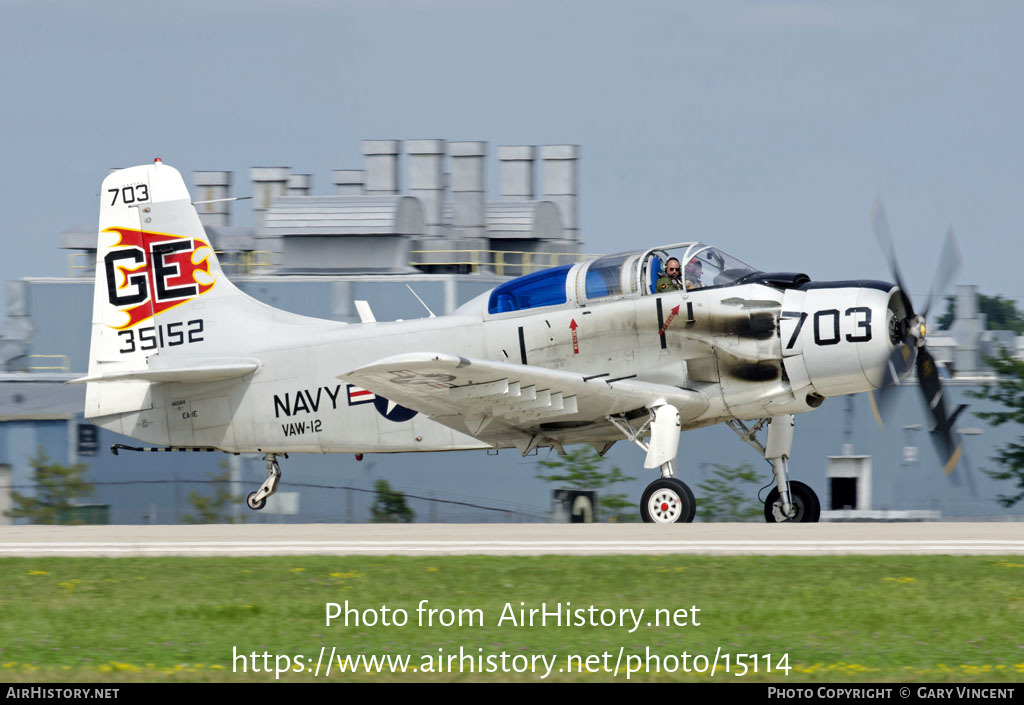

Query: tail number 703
785 307 871 349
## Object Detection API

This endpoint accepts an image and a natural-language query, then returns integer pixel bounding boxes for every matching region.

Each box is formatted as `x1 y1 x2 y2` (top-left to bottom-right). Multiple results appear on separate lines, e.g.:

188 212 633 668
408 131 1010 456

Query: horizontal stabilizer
73 358 259 385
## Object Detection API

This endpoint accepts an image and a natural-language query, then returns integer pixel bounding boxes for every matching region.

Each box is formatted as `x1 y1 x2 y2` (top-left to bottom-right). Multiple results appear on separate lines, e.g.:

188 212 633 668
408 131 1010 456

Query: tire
763 481 820 523
246 492 266 511
641 478 696 523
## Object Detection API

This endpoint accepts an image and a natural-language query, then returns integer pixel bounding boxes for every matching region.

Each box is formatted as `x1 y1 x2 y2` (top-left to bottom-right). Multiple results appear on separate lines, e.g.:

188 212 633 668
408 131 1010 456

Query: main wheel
763 481 820 523
641 478 696 523
247 492 266 511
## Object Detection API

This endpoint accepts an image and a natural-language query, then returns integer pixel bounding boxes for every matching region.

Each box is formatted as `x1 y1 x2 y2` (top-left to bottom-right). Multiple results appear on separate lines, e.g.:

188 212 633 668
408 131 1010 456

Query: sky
1 0 1023 311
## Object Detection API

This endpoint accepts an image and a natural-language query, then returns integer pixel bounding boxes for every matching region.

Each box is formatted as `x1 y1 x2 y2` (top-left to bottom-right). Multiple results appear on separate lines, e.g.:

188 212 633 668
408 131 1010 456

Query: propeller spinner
869 198 966 475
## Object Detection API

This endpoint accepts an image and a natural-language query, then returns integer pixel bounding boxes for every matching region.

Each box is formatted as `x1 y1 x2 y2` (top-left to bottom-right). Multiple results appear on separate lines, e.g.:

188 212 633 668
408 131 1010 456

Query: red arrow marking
658 305 680 336
570 318 579 354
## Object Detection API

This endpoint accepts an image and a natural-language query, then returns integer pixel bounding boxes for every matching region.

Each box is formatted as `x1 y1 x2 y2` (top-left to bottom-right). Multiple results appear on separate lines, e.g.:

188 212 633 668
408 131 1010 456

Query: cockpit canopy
487 242 761 315
488 264 573 314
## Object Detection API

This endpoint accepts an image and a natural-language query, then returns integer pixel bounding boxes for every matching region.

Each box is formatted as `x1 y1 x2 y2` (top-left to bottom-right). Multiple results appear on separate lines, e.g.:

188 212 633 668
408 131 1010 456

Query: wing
341 353 709 452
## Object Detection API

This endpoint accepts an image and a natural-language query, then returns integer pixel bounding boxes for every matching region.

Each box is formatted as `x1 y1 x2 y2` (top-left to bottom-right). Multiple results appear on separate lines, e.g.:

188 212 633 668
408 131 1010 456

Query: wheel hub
650 490 681 522
771 496 803 522
641 477 696 523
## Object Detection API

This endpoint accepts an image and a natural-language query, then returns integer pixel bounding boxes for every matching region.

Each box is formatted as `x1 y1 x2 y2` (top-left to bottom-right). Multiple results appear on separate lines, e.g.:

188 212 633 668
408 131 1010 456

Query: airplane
76 159 964 523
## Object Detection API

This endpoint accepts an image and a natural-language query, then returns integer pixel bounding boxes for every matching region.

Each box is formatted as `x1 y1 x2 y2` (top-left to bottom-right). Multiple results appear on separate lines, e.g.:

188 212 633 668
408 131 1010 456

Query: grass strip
1 555 1022 682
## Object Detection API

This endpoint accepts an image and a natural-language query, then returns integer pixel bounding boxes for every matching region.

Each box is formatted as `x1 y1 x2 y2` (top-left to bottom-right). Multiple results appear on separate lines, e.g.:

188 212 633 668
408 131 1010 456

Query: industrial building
0 139 1021 524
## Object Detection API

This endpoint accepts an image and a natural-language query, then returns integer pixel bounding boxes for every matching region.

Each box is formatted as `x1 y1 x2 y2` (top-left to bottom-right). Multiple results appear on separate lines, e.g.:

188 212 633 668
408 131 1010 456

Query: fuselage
92 275 901 456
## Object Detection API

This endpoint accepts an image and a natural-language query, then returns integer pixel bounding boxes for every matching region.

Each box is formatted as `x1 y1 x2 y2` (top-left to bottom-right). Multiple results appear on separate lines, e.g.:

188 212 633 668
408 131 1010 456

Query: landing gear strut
727 414 820 523
246 453 283 511
608 404 696 524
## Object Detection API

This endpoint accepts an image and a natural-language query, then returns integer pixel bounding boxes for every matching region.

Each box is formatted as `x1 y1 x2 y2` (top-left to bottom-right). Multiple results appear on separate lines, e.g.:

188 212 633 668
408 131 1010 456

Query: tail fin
89 160 225 368
84 161 257 417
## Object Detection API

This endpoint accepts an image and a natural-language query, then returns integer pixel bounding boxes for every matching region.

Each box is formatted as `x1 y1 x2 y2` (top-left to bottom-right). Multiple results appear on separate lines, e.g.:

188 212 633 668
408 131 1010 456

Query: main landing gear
609 405 822 524
728 415 820 523
246 453 283 511
641 478 696 523
609 403 696 524
763 481 820 523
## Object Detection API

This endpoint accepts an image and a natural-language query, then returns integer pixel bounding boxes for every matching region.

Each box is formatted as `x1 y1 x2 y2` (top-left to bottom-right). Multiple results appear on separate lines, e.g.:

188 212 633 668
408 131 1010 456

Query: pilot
684 258 703 290
656 258 684 292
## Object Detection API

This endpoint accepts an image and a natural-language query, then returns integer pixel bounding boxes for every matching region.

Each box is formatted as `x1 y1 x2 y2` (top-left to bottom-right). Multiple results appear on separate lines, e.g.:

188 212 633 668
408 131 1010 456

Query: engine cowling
780 282 902 400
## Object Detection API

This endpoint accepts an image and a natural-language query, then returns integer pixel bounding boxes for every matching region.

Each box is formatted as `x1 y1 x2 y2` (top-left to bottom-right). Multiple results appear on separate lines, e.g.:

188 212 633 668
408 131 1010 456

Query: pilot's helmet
685 258 703 279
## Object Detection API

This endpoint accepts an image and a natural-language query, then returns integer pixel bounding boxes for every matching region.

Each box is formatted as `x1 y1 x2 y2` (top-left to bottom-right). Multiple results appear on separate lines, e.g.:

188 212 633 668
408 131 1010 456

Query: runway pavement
1 522 1022 556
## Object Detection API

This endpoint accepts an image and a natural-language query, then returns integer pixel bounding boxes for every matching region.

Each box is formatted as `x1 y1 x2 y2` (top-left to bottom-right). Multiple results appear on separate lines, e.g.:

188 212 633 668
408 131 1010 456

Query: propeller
869 197 966 475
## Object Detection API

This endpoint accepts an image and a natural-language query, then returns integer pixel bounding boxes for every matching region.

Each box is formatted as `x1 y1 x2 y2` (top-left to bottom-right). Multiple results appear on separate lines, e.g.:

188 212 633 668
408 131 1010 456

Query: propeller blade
870 342 918 427
956 444 979 497
916 346 964 474
871 197 915 319
920 226 963 321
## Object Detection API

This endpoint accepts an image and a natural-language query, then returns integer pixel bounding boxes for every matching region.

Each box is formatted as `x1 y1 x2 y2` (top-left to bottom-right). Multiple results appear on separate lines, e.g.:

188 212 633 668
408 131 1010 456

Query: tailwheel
763 480 820 523
245 453 282 512
641 478 696 524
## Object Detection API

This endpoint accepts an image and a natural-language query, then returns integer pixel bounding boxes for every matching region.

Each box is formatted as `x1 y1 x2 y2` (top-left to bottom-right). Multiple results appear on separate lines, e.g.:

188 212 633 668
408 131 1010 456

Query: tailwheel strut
247 453 283 511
